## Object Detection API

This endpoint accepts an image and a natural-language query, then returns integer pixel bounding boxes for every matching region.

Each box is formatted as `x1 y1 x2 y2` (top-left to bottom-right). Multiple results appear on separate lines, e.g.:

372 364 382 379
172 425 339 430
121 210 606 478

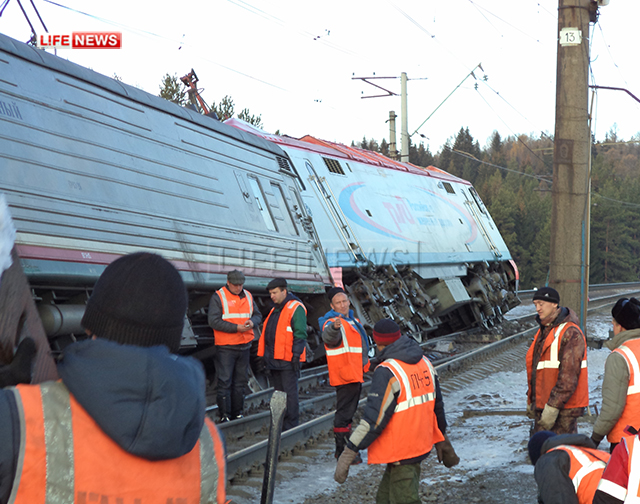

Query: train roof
225 118 471 186
0 33 286 160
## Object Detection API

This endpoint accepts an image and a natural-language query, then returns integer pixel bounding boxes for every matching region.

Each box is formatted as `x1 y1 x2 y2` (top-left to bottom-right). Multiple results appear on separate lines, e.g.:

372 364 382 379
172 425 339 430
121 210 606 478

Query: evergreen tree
158 73 186 106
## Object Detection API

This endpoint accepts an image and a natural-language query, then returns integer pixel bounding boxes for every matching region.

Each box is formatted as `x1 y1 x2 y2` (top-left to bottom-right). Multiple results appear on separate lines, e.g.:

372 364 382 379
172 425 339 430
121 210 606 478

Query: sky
1 0 639 154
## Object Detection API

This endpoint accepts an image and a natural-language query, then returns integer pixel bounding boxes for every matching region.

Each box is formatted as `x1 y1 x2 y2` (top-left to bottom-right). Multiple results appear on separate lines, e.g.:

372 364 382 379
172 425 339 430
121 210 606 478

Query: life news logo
37 32 122 49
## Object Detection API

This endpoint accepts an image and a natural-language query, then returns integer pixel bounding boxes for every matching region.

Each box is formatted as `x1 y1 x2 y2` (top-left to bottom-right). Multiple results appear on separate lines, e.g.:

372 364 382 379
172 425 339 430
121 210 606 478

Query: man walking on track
334 318 458 504
318 286 370 461
526 287 589 434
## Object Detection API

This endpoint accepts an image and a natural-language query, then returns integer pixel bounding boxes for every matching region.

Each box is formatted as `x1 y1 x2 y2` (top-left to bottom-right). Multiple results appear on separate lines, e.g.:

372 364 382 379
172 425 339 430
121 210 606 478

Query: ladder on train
308 174 369 265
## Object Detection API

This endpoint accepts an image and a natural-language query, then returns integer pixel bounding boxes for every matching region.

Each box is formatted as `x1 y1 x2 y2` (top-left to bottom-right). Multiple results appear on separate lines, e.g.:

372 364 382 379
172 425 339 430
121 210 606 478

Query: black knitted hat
81 252 187 353
267 277 287 290
373 319 402 345
327 286 345 302
528 431 556 465
533 287 560 305
612 297 640 330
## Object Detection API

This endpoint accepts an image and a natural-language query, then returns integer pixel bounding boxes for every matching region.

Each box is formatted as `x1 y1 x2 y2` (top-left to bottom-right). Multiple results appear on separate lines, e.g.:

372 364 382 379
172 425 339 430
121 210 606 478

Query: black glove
591 433 604 449
0 338 36 388
291 359 300 375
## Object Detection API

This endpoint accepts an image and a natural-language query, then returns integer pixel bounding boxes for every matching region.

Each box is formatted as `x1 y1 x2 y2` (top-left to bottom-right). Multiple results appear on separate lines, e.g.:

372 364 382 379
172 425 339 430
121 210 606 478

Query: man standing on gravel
318 286 370 461
526 287 589 434
334 318 458 504
258 277 308 430
208 269 262 422
590 297 640 453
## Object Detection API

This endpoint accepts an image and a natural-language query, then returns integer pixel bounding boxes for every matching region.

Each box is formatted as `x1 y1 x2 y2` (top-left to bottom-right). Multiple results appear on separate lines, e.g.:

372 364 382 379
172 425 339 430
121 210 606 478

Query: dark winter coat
347 335 447 465
0 339 207 504
261 292 307 370
530 306 586 417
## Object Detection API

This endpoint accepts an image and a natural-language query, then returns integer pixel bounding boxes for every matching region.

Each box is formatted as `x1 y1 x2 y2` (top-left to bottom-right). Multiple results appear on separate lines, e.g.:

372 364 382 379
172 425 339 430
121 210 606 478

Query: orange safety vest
213 286 255 346
322 317 370 386
10 382 228 504
597 435 640 503
547 445 610 504
367 356 444 465
608 338 640 443
526 322 589 409
258 299 307 362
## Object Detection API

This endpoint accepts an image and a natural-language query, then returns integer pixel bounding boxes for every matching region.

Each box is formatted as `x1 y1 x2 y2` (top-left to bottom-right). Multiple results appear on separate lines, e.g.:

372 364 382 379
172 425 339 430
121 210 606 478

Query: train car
0 33 332 361
226 119 520 338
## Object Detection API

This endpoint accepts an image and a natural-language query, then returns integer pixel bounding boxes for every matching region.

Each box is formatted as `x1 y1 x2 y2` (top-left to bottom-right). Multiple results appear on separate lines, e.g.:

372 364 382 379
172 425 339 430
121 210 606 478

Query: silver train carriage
226 119 520 338
0 32 332 363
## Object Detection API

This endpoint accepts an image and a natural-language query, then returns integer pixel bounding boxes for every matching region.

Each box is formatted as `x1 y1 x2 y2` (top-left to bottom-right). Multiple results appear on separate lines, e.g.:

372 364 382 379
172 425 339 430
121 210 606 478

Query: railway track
220 285 640 497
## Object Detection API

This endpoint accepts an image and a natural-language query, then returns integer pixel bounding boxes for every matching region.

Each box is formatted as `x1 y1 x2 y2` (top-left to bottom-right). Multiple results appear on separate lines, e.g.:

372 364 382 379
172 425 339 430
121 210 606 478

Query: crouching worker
528 430 610 504
334 319 458 504
0 252 228 504
593 428 640 504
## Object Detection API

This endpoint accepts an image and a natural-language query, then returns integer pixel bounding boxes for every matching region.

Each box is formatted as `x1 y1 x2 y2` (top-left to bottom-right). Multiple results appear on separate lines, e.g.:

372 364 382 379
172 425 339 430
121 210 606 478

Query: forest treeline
355 128 640 289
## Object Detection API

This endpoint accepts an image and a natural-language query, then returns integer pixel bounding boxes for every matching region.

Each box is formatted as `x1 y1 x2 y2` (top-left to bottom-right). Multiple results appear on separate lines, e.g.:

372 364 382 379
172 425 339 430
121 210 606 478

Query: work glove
590 432 604 449
0 338 36 388
526 402 536 419
435 433 460 468
334 446 358 483
538 404 560 430
291 358 300 376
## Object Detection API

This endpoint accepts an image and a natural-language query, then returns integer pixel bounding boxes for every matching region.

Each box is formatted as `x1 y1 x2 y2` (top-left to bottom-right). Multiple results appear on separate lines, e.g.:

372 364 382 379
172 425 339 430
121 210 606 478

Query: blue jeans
214 345 250 418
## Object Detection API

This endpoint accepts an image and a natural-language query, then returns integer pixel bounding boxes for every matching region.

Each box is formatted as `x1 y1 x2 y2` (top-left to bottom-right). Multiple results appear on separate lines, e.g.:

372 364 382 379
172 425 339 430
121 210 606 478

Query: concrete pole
388 110 398 160
401 72 409 162
549 0 591 332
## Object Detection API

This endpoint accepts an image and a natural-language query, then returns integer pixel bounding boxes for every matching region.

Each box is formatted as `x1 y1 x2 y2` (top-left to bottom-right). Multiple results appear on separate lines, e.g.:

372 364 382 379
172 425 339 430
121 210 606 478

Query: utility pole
388 110 398 160
401 72 409 162
549 0 592 332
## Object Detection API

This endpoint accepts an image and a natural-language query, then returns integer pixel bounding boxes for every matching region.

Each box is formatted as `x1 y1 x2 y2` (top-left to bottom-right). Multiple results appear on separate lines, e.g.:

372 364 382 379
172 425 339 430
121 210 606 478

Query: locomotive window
323 157 345 175
442 182 455 194
247 177 277 232
270 183 299 236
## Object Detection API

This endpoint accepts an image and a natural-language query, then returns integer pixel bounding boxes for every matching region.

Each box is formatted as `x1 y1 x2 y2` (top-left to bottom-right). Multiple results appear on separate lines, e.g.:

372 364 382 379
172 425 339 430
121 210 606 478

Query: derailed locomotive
0 32 518 370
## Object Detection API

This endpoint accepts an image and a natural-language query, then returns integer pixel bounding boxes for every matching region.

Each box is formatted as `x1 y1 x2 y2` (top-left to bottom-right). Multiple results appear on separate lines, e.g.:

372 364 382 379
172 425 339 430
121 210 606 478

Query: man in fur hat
591 297 640 453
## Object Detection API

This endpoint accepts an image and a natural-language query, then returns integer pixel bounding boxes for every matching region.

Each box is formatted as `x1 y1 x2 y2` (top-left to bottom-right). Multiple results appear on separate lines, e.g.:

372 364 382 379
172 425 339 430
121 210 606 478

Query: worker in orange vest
259 277 308 430
208 269 262 422
528 430 610 504
334 319 458 503
526 287 589 434
0 253 228 504
590 298 640 453
593 428 640 504
318 286 370 461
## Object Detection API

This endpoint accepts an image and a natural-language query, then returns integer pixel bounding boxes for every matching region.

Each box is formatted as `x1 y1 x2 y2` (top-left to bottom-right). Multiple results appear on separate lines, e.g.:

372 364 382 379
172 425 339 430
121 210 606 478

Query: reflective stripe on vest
609 339 640 443
367 356 444 465
9 382 227 504
549 445 609 503
384 358 436 412
219 288 254 320
214 287 254 346
526 320 589 409
259 300 307 362
535 323 587 370
323 317 368 386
